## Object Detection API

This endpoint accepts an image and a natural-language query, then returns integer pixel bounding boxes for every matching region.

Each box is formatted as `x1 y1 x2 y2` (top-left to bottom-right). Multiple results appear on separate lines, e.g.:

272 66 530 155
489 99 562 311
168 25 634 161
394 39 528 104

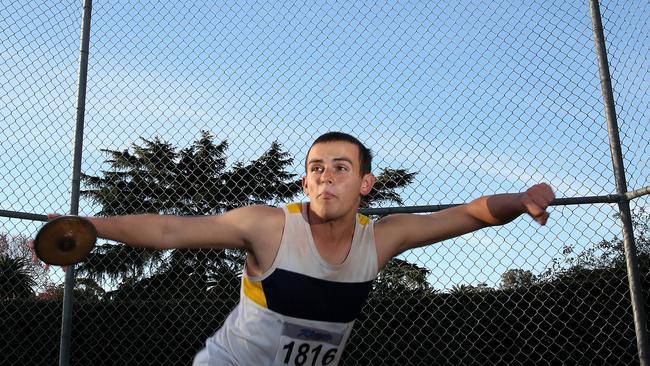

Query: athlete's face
303 141 375 221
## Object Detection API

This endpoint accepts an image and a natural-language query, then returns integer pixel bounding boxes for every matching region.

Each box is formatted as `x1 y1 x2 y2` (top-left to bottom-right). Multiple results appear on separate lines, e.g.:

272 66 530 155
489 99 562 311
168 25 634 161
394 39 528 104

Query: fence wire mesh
1 0 649 365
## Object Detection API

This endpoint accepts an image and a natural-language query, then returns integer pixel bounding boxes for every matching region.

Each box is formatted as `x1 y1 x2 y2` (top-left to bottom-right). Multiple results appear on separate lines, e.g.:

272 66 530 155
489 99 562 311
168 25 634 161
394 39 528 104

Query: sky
1 0 648 290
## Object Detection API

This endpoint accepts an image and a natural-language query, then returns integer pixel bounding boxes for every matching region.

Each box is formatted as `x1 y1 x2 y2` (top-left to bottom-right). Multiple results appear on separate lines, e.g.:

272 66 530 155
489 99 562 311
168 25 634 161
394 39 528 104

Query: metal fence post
59 0 93 365
589 0 649 364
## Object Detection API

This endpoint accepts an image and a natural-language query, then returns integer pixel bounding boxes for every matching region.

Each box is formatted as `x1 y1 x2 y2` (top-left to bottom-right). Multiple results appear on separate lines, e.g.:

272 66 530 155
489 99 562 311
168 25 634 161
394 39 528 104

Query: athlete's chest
259 266 373 323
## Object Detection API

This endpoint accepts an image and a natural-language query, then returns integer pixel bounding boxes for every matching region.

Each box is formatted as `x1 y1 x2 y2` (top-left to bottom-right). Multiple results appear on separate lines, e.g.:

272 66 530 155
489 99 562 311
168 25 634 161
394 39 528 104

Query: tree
449 283 492 294
0 255 36 299
500 268 535 289
372 258 436 298
79 132 300 300
363 168 417 208
36 278 105 302
0 232 50 299
80 131 418 300
539 207 650 283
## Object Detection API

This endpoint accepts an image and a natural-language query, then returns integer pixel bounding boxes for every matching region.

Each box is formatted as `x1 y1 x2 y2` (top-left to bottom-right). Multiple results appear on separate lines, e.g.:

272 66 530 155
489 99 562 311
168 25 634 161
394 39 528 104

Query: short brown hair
306 132 372 175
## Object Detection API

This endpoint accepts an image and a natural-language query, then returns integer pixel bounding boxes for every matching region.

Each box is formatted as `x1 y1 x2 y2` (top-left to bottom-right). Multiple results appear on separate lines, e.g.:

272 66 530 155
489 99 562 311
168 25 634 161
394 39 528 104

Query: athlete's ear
301 176 308 192
360 173 376 196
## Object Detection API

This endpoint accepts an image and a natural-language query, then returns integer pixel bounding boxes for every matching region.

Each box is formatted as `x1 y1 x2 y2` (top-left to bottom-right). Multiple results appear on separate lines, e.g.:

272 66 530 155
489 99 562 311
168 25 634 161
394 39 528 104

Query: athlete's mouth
319 191 336 199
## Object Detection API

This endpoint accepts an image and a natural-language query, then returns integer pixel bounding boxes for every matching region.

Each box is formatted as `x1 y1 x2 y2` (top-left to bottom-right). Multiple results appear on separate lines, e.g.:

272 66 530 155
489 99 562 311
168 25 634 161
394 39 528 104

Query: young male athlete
49 132 555 365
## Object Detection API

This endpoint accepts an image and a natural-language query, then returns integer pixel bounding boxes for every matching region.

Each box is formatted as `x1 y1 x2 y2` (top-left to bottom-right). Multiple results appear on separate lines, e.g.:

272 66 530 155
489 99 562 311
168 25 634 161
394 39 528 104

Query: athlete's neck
306 204 356 253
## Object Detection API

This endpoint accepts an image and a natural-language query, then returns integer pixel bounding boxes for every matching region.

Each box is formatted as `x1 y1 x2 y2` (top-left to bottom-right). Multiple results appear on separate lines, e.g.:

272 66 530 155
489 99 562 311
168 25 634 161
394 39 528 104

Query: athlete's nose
320 167 334 184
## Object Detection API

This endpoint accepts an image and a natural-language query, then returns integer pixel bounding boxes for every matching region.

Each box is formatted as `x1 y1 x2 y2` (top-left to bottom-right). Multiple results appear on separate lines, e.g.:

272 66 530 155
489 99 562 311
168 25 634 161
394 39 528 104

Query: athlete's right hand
27 213 66 271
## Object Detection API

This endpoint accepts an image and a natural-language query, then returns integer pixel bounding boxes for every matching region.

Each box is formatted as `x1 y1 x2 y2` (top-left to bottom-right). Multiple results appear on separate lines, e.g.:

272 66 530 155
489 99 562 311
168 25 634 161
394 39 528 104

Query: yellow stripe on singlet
243 276 268 308
358 214 370 225
287 203 302 214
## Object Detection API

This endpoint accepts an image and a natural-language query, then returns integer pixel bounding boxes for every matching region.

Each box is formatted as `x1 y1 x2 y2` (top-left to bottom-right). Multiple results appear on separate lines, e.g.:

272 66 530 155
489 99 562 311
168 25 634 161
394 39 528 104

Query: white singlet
198 202 378 366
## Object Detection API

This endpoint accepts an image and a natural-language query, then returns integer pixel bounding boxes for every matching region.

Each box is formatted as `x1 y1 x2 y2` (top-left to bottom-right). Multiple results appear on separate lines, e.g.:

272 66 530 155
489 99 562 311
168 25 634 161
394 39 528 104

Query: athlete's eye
311 166 323 173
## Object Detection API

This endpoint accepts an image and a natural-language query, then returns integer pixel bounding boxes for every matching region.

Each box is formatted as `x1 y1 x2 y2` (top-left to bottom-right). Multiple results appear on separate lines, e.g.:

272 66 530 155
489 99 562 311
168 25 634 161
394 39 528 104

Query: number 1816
282 341 337 366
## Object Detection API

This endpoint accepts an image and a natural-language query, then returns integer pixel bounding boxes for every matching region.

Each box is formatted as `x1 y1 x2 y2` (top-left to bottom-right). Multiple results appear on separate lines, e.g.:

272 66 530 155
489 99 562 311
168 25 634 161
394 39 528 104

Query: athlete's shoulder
222 204 284 225
373 213 408 229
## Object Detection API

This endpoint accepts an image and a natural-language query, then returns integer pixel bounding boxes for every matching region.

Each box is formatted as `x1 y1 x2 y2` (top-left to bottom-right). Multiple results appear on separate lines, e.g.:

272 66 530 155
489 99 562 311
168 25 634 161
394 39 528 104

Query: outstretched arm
463 183 554 226
375 183 555 265
86 205 282 251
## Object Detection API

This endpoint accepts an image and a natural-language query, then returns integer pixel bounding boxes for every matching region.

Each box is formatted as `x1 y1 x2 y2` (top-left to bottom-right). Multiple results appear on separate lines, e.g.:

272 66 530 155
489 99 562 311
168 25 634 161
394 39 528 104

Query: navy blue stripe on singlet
261 268 373 323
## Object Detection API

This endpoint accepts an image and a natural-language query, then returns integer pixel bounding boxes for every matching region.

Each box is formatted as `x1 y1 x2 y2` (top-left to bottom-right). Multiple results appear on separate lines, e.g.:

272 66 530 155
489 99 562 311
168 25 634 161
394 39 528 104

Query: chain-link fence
1 0 649 365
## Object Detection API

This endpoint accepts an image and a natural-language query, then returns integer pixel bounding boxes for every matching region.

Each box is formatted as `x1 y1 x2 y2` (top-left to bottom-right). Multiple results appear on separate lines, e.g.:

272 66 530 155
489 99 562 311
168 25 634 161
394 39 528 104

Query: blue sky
1 0 648 289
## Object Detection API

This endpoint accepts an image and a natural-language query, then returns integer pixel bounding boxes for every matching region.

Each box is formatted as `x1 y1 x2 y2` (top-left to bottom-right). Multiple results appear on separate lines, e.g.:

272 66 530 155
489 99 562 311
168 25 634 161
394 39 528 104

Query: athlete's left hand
520 183 555 225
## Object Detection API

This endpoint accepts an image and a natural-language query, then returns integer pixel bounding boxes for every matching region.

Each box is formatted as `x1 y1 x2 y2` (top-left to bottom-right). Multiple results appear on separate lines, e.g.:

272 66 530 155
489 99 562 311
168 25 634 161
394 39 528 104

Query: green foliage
362 168 417 208
372 258 437 299
0 233 49 299
536 207 650 284
0 255 36 299
79 132 300 288
500 268 534 289
36 278 106 302
449 282 492 294
81 131 299 216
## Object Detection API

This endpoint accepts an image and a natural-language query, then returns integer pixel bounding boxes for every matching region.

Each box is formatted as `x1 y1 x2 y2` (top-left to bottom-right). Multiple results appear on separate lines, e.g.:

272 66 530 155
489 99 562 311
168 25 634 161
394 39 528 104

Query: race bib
273 323 344 366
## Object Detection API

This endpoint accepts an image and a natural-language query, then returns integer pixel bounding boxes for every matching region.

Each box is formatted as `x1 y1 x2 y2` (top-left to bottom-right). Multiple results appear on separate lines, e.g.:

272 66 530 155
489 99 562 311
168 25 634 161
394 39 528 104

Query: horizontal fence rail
5 186 648 219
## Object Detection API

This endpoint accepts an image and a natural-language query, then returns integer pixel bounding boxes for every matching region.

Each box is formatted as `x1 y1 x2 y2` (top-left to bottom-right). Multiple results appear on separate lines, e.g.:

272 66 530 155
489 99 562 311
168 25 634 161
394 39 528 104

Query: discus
33 216 97 266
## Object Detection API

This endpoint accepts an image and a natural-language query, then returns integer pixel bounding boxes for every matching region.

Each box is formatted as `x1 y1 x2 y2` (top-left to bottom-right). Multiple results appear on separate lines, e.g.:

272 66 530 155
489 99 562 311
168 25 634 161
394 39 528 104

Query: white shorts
192 348 209 366
192 347 238 366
